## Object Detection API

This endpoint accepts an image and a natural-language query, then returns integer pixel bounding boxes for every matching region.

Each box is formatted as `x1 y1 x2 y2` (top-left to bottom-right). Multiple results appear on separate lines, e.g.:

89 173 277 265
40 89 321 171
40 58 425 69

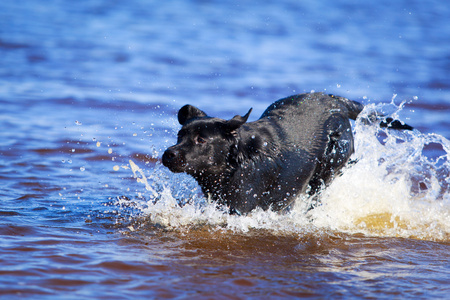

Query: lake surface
1 0 449 298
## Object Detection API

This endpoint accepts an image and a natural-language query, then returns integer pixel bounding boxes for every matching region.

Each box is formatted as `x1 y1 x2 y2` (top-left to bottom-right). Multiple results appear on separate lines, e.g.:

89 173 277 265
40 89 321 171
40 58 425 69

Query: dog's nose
162 148 185 173
162 148 178 165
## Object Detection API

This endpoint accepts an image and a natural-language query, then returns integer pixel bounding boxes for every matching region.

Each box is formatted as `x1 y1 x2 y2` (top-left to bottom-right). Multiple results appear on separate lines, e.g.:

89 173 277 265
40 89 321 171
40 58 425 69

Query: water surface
1 0 449 298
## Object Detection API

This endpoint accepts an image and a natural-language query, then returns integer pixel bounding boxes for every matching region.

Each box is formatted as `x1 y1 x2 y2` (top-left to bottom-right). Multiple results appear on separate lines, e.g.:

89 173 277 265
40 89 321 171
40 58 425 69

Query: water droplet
80 166 85 171
108 148 113 154
72 149 75 152
263 142 268 147
67 160 72 164
413 96 418 100
75 120 82 125
113 165 120 171
336 84 341 88
251 135 255 139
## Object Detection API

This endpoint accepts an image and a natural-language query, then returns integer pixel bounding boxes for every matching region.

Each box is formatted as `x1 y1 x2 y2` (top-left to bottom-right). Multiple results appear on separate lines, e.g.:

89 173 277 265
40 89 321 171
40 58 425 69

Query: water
1 0 449 298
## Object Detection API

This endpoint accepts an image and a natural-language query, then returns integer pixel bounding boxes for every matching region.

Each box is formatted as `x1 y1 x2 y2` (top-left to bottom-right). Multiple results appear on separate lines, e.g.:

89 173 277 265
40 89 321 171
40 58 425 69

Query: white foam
309 104 449 240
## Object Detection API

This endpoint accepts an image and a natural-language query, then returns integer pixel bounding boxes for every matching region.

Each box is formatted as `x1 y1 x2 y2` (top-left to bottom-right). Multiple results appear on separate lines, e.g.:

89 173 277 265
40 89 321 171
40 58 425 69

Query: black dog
162 92 410 215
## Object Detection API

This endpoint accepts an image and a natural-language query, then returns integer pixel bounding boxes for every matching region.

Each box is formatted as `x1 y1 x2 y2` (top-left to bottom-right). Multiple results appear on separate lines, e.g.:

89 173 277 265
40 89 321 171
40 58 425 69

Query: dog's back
227 93 363 213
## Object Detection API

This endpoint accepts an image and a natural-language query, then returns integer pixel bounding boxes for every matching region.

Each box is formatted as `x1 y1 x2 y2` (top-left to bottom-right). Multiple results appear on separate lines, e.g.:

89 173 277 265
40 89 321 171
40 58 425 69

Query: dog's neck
235 128 267 165
192 137 243 206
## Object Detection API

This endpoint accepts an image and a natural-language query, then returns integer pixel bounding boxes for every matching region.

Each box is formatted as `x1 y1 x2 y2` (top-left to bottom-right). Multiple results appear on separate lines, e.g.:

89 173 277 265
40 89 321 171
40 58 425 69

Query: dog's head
162 105 252 176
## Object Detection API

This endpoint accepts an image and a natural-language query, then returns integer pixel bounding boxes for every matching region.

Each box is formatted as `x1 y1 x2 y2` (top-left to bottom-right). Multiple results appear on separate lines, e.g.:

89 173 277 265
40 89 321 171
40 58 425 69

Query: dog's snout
163 148 176 160
162 148 178 163
162 147 185 173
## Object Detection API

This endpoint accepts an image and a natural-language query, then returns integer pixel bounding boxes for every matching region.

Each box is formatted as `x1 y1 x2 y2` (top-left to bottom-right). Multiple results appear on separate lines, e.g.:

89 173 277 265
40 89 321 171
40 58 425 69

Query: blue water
1 0 449 298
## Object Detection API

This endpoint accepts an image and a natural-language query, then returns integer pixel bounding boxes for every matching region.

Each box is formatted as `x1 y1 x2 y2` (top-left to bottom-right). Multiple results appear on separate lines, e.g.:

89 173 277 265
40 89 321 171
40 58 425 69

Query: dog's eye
195 136 207 144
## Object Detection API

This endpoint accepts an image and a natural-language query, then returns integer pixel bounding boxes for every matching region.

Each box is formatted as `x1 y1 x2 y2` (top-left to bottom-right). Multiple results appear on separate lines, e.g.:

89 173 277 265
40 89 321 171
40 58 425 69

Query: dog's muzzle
162 147 185 173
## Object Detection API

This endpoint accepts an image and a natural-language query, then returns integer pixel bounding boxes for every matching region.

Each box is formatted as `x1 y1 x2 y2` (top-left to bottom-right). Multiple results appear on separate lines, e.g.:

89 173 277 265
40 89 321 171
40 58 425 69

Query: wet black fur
162 92 410 215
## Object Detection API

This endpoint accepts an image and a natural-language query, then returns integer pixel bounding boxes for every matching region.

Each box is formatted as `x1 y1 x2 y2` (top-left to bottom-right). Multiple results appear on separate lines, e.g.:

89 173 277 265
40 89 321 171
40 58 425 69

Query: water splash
311 102 449 241
129 159 158 198
121 101 449 242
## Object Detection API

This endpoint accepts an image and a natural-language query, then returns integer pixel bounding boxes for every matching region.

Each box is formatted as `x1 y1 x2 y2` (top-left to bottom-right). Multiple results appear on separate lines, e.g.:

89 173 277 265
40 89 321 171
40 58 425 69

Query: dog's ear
178 105 207 125
225 108 252 132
